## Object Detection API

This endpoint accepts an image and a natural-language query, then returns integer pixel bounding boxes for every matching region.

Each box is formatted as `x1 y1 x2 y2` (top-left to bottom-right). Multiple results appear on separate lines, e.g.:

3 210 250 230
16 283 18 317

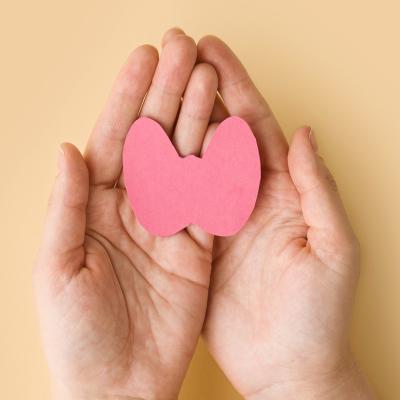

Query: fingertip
196 34 251 92
197 35 221 61
132 43 159 56
197 35 224 52
163 33 197 61
110 45 159 113
59 142 83 161
288 126 319 194
128 44 159 69
162 27 186 47
197 35 233 68
190 63 218 94
58 142 89 186
116 45 159 99
199 62 218 80
60 141 77 154
291 125 312 144
288 126 314 161
58 142 73 170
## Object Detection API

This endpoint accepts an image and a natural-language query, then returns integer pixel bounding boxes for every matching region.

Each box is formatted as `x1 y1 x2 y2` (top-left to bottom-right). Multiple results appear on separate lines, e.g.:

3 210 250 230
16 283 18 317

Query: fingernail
308 128 318 153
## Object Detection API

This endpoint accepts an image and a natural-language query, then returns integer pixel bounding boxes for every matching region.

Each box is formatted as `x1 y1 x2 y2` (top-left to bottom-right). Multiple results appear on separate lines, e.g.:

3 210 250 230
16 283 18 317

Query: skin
197 36 375 399
33 28 375 400
34 30 217 400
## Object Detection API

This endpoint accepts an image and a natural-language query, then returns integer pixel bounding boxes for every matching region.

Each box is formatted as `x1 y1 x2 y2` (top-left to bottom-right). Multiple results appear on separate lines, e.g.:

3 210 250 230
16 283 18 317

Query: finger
210 93 229 123
161 27 186 48
162 27 227 126
173 63 218 156
118 28 197 188
163 29 227 124
197 35 288 172
161 29 216 245
178 121 216 248
140 34 197 135
85 45 158 187
162 27 225 122
288 127 359 264
35 143 89 278
117 29 197 189
200 122 219 156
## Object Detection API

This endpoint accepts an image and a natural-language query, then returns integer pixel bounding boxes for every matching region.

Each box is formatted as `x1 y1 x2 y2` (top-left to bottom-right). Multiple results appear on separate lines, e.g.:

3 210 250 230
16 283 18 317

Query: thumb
288 127 359 267
36 143 89 279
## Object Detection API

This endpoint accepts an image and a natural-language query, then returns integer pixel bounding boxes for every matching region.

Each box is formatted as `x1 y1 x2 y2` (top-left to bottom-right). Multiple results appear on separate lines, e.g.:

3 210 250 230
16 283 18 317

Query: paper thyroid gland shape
122 116 261 237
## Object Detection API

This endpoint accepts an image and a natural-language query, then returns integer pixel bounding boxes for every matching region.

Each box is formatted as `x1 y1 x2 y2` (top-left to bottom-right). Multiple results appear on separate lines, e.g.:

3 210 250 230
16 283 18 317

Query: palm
197 35 360 398
48 185 211 397
35 32 219 399
205 170 354 395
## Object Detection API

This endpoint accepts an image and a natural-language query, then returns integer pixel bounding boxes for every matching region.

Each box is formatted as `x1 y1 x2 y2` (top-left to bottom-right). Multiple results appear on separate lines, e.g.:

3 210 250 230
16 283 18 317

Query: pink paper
122 116 261 237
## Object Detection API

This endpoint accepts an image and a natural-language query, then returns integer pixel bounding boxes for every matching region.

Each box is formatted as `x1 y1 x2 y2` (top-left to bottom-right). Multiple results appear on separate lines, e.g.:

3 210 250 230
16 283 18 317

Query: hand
33 29 218 400
197 36 375 399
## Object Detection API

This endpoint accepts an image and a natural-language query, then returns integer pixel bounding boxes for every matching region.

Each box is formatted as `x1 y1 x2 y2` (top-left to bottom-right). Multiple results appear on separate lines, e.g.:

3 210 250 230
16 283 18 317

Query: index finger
84 45 159 187
197 35 288 172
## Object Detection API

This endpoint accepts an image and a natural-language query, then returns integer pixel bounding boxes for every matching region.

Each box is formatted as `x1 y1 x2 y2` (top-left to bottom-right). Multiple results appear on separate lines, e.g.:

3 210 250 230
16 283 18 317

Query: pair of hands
34 28 374 400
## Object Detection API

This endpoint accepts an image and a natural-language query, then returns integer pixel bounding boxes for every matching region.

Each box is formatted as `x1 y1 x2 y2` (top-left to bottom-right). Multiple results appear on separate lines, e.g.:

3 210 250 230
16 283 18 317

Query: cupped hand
34 29 218 400
197 36 375 399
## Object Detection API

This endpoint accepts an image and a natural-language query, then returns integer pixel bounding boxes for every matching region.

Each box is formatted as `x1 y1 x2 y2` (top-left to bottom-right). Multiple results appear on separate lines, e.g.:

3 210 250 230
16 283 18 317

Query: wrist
53 383 154 400
54 391 143 400
245 358 375 400
54 393 142 400
55 393 147 400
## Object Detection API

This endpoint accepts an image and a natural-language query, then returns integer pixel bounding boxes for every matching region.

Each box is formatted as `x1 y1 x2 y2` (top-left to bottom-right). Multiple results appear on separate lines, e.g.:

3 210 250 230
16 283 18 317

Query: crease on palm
34 30 370 399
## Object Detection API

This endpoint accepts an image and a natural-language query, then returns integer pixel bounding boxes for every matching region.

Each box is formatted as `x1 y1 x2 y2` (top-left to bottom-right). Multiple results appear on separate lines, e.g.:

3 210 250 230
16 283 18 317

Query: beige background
1 0 399 398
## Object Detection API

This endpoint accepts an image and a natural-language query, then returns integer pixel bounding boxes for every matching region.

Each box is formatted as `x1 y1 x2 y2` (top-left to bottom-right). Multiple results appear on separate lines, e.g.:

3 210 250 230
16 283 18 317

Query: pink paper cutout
122 116 261 237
